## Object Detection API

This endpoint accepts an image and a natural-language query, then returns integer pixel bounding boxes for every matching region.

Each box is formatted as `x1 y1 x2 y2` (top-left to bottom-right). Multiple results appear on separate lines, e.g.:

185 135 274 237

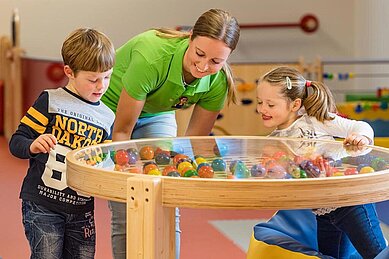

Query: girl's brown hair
259 66 337 122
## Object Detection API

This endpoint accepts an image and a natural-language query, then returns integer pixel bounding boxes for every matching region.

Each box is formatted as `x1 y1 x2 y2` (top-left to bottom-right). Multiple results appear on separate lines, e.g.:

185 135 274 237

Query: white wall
1 0 356 62
4 0 389 101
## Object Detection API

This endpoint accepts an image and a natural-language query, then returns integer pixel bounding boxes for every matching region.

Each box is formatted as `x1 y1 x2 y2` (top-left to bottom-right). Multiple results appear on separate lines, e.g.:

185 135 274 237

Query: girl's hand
343 132 371 146
30 134 57 154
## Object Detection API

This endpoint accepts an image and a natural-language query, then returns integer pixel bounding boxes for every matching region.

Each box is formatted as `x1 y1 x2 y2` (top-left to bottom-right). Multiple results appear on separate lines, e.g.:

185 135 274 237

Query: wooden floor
0 136 275 259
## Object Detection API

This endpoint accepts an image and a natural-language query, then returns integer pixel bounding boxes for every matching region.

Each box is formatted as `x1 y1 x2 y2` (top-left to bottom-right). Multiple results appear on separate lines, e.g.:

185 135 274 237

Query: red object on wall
0 80 4 134
22 58 68 114
177 14 319 34
46 63 65 83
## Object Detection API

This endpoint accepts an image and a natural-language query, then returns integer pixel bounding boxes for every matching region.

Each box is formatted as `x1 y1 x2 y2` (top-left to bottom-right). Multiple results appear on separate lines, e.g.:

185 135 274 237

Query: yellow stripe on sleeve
27 107 49 126
21 116 46 134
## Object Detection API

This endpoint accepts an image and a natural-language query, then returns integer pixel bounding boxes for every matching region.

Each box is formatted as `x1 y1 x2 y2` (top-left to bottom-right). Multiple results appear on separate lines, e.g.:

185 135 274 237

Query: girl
256 66 386 258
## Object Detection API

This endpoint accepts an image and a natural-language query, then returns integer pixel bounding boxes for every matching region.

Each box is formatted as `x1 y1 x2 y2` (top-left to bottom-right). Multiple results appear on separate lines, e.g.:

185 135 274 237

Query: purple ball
251 164 266 177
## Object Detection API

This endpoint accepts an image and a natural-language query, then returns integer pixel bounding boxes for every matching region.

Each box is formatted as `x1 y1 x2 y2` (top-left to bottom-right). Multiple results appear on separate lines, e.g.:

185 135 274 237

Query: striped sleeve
9 91 51 158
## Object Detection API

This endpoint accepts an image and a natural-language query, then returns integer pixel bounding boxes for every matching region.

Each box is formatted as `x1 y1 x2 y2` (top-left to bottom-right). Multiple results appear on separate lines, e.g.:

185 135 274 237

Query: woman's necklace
182 75 189 86
182 71 195 86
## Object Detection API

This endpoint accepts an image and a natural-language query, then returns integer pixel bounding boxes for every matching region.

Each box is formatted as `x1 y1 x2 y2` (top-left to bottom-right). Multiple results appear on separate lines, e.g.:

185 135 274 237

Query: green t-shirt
102 30 228 117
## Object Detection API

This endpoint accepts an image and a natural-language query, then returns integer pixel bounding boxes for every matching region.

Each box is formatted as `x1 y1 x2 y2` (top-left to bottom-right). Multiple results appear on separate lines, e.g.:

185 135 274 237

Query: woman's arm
112 89 145 141
185 105 220 136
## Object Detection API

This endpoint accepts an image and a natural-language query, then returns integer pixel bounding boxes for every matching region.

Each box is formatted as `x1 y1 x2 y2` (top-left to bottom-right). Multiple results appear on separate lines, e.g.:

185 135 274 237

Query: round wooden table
66 136 389 259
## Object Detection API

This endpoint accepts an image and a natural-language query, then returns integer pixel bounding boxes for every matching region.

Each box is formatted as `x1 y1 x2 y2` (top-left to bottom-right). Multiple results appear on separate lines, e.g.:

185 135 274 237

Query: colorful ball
155 152 171 165
115 149 129 166
162 165 177 176
266 165 289 179
371 157 387 171
194 157 208 168
234 162 250 179
197 162 211 171
229 160 241 173
144 163 159 174
140 146 154 160
167 171 181 177
197 165 214 178
173 154 190 165
126 148 140 160
177 161 194 175
184 169 198 177
344 168 358 175
127 152 138 164
147 169 162 176
251 164 266 177
211 158 226 171
359 166 375 174
288 164 301 179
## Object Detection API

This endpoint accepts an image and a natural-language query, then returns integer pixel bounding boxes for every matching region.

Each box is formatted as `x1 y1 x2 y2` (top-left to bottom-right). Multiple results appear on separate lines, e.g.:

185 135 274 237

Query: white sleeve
317 113 374 143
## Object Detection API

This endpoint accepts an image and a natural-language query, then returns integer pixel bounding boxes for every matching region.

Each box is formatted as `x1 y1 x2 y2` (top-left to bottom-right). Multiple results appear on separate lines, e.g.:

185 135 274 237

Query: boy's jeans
317 203 386 259
22 200 95 259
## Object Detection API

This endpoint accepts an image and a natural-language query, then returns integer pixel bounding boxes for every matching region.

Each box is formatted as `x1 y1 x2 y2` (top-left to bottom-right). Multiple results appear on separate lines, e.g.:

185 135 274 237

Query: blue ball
211 158 227 171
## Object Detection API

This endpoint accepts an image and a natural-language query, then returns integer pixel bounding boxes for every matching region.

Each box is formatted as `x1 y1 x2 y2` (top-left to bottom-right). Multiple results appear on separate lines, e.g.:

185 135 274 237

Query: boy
9 28 115 258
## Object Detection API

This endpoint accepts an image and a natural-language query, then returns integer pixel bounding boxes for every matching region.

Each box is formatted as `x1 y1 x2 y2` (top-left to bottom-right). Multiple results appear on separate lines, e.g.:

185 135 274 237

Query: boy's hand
30 134 57 154
343 132 370 146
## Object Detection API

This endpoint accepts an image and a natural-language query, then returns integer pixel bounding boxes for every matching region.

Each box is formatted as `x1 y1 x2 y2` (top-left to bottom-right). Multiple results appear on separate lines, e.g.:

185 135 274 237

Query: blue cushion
251 210 360 258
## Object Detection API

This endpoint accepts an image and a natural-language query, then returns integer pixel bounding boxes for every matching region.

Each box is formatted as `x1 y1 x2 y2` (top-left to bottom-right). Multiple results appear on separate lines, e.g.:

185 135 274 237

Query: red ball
345 168 358 175
197 165 214 178
162 165 177 176
115 149 129 166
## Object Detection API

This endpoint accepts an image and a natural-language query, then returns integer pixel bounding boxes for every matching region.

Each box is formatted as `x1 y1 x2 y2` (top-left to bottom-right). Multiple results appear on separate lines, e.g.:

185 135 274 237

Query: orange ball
173 154 190 165
162 165 178 176
140 146 154 160
197 165 214 178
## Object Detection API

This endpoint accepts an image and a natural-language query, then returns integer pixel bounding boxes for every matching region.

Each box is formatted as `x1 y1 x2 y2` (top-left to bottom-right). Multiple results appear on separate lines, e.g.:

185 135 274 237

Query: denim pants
316 203 386 259
22 200 95 259
109 113 181 259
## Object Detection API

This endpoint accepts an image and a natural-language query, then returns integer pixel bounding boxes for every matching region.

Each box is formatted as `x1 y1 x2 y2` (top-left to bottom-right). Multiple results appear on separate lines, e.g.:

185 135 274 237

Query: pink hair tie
305 80 312 87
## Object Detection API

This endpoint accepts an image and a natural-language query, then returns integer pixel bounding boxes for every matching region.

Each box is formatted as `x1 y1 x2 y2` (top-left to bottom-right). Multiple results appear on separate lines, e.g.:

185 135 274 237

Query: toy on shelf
337 101 389 138
323 72 389 81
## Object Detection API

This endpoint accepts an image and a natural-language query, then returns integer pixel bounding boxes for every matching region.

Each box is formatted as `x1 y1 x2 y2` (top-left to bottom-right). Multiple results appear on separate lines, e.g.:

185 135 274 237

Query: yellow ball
194 157 207 168
147 169 162 176
333 172 344 177
177 161 194 173
359 166 375 174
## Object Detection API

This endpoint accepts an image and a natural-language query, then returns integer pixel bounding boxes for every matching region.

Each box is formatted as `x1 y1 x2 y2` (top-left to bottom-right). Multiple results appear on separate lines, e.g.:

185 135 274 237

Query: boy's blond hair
61 28 115 74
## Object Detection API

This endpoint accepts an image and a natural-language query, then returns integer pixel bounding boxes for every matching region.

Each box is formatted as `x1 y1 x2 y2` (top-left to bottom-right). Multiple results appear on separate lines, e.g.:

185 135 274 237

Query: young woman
101 8 240 259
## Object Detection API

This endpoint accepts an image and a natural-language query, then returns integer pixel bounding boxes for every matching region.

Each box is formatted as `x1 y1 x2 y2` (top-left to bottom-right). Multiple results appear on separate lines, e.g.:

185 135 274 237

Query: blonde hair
155 9 240 104
61 28 115 74
259 66 337 122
